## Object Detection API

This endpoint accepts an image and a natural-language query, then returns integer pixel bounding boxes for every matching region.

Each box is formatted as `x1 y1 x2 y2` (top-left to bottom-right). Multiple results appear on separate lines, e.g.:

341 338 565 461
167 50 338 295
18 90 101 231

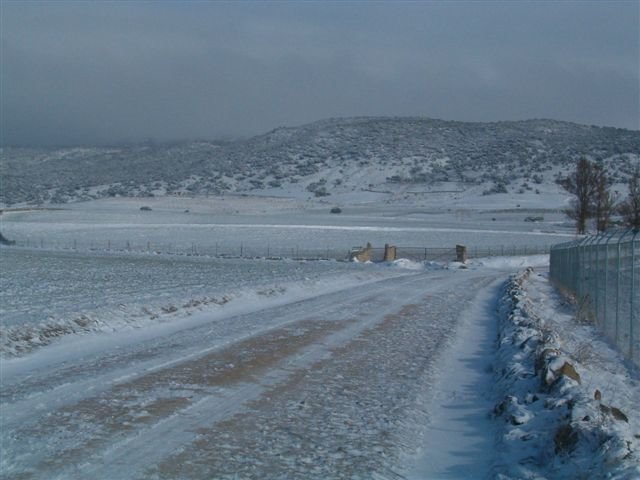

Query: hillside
1 117 639 206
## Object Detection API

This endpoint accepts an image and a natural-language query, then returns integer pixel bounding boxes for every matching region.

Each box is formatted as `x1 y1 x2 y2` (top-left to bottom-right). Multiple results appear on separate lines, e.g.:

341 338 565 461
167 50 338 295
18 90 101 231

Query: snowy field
0 194 574 356
0 247 400 356
1 194 637 479
0 194 575 254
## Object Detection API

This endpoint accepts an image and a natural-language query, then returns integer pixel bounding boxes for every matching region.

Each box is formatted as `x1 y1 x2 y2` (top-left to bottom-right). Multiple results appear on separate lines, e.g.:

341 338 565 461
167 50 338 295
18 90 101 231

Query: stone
600 404 629 423
558 362 581 384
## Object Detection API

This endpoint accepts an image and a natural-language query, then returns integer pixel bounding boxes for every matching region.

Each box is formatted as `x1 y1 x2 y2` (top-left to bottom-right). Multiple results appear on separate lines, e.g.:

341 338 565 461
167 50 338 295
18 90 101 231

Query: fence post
630 230 638 362
576 238 583 297
567 244 572 290
616 232 623 350
603 232 612 334
586 237 593 316
591 236 597 324
580 238 587 299
594 234 600 324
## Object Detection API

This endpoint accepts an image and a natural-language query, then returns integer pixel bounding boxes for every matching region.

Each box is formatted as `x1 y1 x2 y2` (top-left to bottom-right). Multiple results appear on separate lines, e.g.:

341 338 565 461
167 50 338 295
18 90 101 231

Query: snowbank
387 258 448 271
493 268 639 479
470 254 549 270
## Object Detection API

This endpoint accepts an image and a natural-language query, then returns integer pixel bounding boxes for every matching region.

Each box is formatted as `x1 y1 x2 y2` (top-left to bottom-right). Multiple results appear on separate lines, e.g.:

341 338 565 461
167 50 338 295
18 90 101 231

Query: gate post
384 244 397 262
456 244 468 263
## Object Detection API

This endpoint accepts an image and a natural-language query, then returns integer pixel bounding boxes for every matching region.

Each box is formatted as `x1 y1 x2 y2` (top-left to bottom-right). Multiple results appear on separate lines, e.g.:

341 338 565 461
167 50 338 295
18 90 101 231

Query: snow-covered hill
2 117 639 207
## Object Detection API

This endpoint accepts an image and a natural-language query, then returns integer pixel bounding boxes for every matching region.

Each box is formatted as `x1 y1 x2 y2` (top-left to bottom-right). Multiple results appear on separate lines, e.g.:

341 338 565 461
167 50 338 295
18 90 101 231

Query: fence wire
550 229 640 368
9 239 353 261
8 238 550 263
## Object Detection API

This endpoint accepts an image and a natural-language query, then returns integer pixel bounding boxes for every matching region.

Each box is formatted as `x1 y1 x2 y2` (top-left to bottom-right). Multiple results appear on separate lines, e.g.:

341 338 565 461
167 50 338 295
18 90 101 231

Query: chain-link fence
550 229 640 368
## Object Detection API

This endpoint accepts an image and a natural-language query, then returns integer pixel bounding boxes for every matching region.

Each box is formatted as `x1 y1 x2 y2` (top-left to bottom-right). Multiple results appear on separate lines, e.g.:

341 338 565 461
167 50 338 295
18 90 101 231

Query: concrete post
456 244 468 263
384 244 397 262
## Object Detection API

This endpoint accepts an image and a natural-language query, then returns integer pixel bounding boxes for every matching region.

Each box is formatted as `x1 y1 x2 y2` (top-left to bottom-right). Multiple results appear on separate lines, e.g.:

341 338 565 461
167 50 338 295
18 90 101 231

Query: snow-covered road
1 268 504 479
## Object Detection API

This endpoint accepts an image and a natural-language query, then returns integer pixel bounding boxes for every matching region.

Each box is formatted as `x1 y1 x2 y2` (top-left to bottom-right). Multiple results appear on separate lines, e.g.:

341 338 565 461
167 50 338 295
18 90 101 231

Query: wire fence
364 247 455 263
362 245 550 263
550 228 640 368
7 238 552 262
9 238 352 261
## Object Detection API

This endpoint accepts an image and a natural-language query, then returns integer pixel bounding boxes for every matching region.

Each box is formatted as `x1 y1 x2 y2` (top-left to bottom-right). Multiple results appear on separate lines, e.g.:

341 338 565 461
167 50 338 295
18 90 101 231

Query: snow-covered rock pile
493 268 639 479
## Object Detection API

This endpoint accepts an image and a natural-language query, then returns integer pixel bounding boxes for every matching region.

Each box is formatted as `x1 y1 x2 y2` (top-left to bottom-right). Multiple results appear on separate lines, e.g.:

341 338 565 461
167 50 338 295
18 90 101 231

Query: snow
405 278 502 479
0 194 575 255
1 248 403 356
1 268 489 478
491 268 639 479
1 193 637 479
468 253 550 270
406 265 639 480
389 258 429 270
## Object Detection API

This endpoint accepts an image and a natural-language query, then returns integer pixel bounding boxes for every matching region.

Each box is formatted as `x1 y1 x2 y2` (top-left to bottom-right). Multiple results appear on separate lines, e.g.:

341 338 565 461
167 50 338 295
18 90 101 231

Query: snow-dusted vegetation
2 117 639 207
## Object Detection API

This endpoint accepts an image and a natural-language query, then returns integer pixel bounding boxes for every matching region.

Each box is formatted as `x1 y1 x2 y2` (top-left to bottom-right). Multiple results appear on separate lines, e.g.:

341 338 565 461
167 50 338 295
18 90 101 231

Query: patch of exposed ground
148 277 495 480
8 318 352 476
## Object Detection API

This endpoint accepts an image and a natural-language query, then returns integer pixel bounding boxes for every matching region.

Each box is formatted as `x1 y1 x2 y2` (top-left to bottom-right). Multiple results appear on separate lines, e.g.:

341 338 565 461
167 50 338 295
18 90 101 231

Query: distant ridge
1 117 639 206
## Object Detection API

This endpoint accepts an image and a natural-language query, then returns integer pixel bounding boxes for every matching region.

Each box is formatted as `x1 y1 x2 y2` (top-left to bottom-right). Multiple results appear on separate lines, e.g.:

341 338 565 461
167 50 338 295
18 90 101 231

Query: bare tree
619 165 640 230
592 163 616 233
562 157 596 234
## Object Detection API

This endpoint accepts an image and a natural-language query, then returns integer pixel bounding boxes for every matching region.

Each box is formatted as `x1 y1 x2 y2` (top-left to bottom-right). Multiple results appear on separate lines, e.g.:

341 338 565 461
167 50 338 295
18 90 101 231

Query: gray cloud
1 1 638 146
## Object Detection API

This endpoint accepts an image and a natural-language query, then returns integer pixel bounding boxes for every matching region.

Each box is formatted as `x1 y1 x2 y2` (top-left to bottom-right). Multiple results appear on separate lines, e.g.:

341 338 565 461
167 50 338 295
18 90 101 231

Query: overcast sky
1 1 638 146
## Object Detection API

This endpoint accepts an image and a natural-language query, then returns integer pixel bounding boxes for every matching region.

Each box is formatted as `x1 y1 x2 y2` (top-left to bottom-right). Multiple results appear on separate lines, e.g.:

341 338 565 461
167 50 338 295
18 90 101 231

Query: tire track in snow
2 271 440 479
140 275 497 480
20 319 351 478
1 271 414 419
